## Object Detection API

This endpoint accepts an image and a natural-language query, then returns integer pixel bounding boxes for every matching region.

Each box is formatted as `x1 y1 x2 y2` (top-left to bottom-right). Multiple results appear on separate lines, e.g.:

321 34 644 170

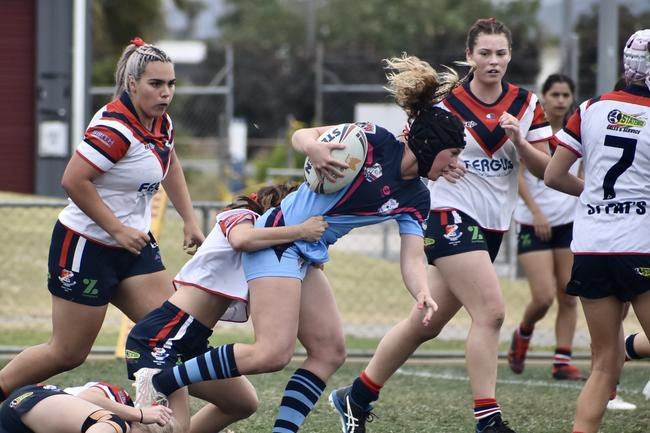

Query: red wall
0 0 35 193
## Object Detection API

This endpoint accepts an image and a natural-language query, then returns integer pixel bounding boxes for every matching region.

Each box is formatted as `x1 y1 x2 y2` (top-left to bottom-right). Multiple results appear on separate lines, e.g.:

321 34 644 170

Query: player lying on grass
0 381 173 433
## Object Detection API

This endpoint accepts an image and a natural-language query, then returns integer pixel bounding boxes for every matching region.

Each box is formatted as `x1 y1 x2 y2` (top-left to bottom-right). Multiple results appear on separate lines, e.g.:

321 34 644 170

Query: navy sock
350 376 379 409
625 333 641 360
153 343 240 395
272 368 326 433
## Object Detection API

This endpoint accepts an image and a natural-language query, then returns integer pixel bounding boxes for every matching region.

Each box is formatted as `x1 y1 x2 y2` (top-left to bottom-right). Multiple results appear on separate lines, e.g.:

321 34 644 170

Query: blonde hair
113 40 172 99
383 53 470 119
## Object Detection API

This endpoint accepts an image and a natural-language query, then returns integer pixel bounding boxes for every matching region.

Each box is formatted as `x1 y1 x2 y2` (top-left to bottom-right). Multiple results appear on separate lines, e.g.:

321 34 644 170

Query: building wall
0 0 36 193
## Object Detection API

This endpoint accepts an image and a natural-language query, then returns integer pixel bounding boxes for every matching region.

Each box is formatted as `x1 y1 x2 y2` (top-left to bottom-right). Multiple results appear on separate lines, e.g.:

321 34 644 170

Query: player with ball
131 54 466 433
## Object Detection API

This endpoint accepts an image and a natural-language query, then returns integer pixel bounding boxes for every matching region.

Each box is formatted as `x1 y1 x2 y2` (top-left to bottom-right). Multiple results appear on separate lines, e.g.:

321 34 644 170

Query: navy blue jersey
273 122 430 263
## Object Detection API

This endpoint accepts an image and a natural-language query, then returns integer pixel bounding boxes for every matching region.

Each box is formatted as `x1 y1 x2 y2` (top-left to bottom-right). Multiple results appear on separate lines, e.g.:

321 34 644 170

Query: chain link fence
4 198 640 354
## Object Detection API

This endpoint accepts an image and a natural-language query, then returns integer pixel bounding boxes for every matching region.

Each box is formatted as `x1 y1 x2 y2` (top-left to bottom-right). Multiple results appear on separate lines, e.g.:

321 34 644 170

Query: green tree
216 0 542 132
574 5 650 101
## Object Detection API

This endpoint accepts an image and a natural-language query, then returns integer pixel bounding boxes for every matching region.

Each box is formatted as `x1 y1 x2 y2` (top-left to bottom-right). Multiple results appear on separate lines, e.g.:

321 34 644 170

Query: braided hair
113 37 173 99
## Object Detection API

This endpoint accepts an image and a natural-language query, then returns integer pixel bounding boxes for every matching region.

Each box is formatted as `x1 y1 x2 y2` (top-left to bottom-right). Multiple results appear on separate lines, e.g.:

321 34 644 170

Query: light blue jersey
244 123 430 280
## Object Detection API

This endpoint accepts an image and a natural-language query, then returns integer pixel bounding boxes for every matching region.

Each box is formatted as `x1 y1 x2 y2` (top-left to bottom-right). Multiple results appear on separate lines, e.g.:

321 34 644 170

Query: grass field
1 357 648 433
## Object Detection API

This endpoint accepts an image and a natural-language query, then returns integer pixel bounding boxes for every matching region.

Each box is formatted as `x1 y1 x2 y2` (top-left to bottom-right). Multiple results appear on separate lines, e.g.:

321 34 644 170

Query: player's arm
399 233 437 326
162 151 205 250
499 112 550 179
61 153 150 255
291 126 349 182
228 216 328 252
517 163 551 241
77 387 172 425
544 146 583 196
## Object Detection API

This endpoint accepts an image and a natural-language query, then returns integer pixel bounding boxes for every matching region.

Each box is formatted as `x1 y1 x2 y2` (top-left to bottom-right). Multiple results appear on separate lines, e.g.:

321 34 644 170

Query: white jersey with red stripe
58 92 174 246
173 208 257 323
553 85 650 254
514 143 579 226
63 381 133 406
429 81 552 231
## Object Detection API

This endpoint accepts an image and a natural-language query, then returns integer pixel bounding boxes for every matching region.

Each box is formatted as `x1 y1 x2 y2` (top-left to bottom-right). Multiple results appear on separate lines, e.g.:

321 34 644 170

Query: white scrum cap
623 29 650 90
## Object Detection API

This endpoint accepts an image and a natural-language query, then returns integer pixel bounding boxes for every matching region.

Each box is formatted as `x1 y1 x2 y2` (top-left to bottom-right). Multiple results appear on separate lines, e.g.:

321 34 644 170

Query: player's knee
256 348 293 372
50 347 89 370
230 392 259 420
531 293 554 312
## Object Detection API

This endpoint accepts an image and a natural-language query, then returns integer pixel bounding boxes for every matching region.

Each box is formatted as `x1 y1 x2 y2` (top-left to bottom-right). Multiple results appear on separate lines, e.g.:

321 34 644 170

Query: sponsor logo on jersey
138 182 161 194
151 347 170 365
125 349 141 363
378 198 399 214
424 237 435 247
443 224 463 243
364 163 383 182
606 109 646 134
58 269 76 290
634 267 650 278
10 391 34 408
485 113 496 119
586 200 646 215
356 121 376 134
464 120 478 129
463 157 514 176
381 185 391 197
82 278 99 298
91 130 115 147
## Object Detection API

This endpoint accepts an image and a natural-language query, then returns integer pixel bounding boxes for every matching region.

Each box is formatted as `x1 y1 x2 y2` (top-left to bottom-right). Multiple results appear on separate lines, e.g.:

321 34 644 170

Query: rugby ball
303 123 368 194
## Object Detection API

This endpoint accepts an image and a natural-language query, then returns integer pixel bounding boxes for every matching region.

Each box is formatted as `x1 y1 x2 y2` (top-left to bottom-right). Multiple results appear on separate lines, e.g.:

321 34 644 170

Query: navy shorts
0 384 67 433
424 210 503 264
567 255 650 301
47 221 165 306
517 222 573 255
125 301 213 379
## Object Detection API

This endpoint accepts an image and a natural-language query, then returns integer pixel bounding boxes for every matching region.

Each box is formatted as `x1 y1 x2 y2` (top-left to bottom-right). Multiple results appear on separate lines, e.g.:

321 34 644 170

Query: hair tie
479 17 497 23
130 37 146 47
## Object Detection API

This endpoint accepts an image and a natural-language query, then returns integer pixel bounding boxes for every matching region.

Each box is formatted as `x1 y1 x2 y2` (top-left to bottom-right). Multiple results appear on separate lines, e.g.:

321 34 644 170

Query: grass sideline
1 358 648 433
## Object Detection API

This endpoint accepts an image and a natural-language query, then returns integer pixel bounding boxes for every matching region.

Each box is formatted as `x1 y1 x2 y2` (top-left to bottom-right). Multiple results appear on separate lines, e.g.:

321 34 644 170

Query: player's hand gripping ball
303 123 368 194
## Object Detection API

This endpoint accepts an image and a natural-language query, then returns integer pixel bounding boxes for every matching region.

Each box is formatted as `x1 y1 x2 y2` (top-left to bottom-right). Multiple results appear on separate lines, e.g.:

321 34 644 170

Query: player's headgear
623 29 650 91
407 106 465 177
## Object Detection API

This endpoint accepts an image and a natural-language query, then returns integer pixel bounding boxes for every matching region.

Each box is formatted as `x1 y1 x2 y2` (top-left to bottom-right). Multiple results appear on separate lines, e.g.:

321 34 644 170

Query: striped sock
553 347 572 368
152 344 240 395
474 398 501 432
350 370 383 409
272 368 325 433
625 334 640 360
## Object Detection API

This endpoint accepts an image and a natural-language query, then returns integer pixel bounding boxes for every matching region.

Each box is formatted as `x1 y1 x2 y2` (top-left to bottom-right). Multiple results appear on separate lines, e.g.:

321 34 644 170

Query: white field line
396 368 644 395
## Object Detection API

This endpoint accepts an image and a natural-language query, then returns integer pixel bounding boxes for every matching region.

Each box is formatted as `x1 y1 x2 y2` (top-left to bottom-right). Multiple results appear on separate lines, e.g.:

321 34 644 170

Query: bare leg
297 268 346 380
234 277 302 373
519 250 556 328
553 248 577 348
364 266 462 384
189 378 258 433
21 394 110 433
437 251 504 399
572 296 624 433
112 270 175 322
0 296 106 396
